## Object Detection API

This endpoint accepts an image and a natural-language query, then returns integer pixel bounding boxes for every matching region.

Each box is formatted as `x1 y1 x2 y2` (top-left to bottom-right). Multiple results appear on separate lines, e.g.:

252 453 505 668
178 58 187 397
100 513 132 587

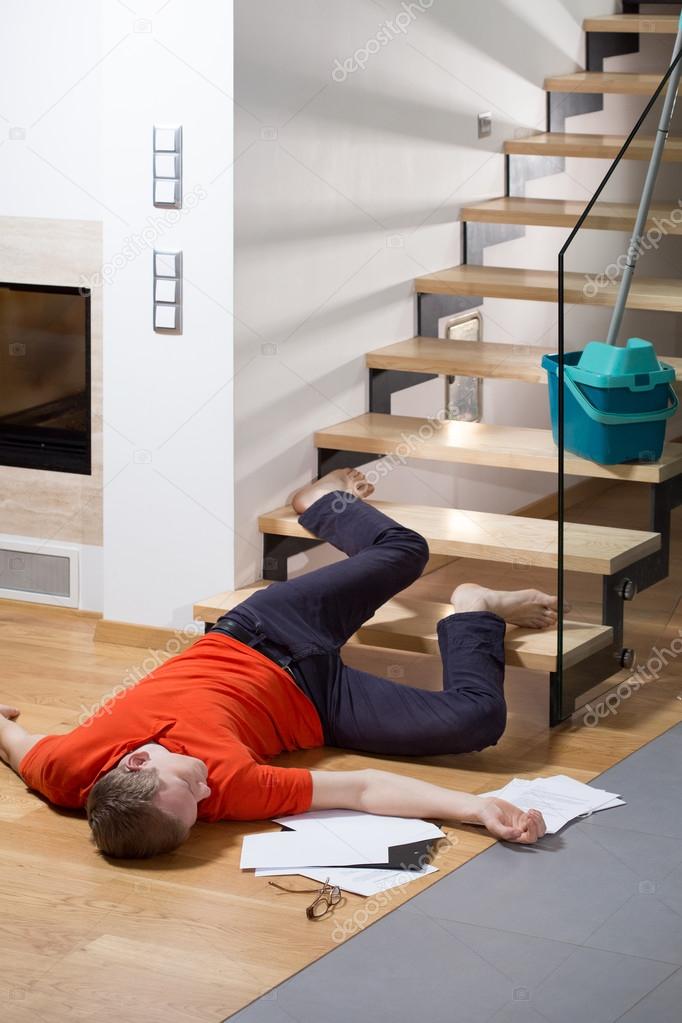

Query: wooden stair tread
194 582 270 620
414 264 682 314
192 585 613 672
367 337 549 383
315 412 682 484
365 337 682 384
584 14 680 33
461 196 682 234
258 501 660 575
545 71 681 96
353 596 613 671
504 131 682 162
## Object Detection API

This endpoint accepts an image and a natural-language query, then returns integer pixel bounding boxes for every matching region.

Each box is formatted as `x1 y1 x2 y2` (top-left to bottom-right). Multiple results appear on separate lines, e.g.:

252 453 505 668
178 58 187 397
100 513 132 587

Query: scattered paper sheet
274 809 443 848
481 775 625 834
241 830 386 869
256 863 438 897
240 809 445 871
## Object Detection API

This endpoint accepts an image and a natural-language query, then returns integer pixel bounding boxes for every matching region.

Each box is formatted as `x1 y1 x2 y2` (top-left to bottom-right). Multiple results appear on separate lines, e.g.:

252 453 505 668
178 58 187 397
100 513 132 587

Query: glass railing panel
556 26 682 727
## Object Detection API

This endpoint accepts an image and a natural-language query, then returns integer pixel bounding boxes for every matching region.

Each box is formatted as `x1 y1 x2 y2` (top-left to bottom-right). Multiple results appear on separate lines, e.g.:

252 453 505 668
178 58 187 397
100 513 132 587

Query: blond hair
86 766 189 859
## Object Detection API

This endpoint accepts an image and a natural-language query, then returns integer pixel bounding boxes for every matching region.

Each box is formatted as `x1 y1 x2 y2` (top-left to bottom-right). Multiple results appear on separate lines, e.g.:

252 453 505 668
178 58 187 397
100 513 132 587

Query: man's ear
121 749 152 772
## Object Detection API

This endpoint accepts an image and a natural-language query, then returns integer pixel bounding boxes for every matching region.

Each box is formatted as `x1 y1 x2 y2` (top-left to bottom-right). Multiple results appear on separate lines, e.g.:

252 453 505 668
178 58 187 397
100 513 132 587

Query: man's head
86 743 212 859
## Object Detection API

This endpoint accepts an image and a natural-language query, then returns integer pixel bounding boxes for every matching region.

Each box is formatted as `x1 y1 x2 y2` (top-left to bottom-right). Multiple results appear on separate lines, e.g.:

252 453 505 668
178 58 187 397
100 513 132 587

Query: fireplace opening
0 282 91 474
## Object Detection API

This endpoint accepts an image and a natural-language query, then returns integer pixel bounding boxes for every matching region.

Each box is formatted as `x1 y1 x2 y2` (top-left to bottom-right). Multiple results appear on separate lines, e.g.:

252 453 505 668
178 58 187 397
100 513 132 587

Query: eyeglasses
268 877 343 920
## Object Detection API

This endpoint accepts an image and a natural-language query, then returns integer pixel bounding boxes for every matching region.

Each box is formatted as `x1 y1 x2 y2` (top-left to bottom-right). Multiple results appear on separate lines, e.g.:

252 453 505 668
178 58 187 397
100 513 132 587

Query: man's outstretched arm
0 706 46 776
310 768 546 845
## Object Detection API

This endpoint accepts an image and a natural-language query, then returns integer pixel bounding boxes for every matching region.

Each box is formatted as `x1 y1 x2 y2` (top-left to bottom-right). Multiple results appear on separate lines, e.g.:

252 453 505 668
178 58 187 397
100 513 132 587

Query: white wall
233 0 680 585
0 1 104 607
100 0 234 627
1 1 678 621
0 2 101 221
0 1 235 626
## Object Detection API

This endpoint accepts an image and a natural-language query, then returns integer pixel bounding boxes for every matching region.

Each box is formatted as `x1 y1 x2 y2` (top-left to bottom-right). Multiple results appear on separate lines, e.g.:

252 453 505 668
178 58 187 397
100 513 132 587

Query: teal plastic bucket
542 338 678 465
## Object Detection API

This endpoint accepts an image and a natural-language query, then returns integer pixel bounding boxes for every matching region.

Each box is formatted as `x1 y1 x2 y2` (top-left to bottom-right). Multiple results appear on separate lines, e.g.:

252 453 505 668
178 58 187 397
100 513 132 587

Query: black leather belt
210 617 297 679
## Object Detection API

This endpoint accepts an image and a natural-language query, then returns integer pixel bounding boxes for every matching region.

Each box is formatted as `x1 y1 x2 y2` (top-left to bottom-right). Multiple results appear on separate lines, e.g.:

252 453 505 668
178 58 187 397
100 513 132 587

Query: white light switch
153 124 182 209
155 153 178 178
154 178 179 205
153 249 182 334
154 304 178 330
155 278 177 303
154 126 179 151
155 251 180 277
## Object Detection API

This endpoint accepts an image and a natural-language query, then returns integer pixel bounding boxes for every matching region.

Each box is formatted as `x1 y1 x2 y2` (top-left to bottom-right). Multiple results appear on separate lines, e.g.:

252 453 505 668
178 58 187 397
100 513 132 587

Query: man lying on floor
0 469 554 858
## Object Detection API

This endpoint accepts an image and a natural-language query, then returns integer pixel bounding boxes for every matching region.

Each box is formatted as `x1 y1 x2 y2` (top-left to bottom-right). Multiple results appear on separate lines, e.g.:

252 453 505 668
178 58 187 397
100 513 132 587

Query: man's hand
477 797 546 845
311 769 547 846
0 705 20 721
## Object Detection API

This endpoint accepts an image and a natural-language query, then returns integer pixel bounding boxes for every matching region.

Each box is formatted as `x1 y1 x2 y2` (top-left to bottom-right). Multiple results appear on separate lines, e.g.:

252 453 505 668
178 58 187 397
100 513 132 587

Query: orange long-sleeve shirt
20 632 324 821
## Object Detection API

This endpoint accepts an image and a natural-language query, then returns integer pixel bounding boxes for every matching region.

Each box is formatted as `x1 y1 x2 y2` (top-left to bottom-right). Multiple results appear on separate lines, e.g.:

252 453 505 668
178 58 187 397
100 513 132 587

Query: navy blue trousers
220 492 508 757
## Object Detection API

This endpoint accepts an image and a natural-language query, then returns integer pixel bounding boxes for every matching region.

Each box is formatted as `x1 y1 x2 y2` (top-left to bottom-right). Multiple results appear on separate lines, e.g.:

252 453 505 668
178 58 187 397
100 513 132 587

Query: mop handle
605 12 682 346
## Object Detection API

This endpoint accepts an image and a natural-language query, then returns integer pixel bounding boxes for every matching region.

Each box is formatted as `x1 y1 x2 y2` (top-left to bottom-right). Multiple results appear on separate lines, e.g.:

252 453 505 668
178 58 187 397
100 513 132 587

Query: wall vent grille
0 543 77 606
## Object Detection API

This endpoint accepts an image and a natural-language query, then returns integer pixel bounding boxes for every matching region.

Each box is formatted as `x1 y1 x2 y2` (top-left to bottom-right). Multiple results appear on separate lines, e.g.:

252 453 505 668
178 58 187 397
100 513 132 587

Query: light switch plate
154 178 179 206
154 304 178 330
478 111 492 139
155 152 178 178
155 278 177 303
154 250 181 277
153 124 182 208
153 249 183 334
154 125 181 152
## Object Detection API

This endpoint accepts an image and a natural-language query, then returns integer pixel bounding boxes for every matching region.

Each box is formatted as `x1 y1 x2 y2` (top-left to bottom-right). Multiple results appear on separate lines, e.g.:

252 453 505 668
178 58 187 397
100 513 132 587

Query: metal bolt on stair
620 648 637 670
618 578 638 601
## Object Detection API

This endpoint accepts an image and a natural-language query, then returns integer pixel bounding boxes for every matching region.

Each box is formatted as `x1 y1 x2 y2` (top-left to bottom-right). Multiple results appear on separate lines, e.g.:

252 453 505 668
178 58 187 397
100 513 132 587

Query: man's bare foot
291 468 375 515
451 583 570 630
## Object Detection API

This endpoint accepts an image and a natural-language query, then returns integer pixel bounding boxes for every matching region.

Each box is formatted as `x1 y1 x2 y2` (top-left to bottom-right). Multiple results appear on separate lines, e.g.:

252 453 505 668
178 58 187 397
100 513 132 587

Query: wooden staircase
505 131 682 163
196 4 682 726
258 502 661 575
315 415 682 483
584 14 680 34
194 584 615 673
366 337 682 384
544 71 682 96
461 197 682 233
414 266 682 313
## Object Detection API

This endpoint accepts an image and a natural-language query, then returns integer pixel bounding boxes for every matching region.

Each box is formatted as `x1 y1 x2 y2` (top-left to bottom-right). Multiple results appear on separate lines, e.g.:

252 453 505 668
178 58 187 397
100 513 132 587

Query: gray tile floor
227 723 682 1023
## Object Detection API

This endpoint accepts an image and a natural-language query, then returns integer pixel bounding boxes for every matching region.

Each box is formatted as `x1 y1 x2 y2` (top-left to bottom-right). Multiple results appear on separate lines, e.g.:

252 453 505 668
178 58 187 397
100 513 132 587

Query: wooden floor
2 482 682 1022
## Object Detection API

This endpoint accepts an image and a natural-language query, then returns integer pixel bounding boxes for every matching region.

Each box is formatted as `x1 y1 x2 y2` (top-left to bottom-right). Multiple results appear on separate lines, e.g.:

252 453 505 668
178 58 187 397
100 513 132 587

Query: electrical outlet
478 111 492 139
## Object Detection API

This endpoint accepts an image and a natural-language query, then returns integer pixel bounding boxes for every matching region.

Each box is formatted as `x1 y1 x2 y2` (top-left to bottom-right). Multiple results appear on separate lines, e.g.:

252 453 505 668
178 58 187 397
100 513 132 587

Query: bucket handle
563 372 679 426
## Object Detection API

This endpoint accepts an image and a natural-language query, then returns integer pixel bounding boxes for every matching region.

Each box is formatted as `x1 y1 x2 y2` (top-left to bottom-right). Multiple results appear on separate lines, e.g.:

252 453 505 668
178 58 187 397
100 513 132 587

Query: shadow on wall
424 0 597 85
234 339 365 446
236 198 462 248
234 278 410 377
238 59 526 150
231 0 624 586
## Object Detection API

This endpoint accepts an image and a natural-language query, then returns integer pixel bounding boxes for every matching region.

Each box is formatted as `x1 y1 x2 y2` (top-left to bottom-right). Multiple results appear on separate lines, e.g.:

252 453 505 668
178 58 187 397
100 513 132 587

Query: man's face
119 743 212 830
